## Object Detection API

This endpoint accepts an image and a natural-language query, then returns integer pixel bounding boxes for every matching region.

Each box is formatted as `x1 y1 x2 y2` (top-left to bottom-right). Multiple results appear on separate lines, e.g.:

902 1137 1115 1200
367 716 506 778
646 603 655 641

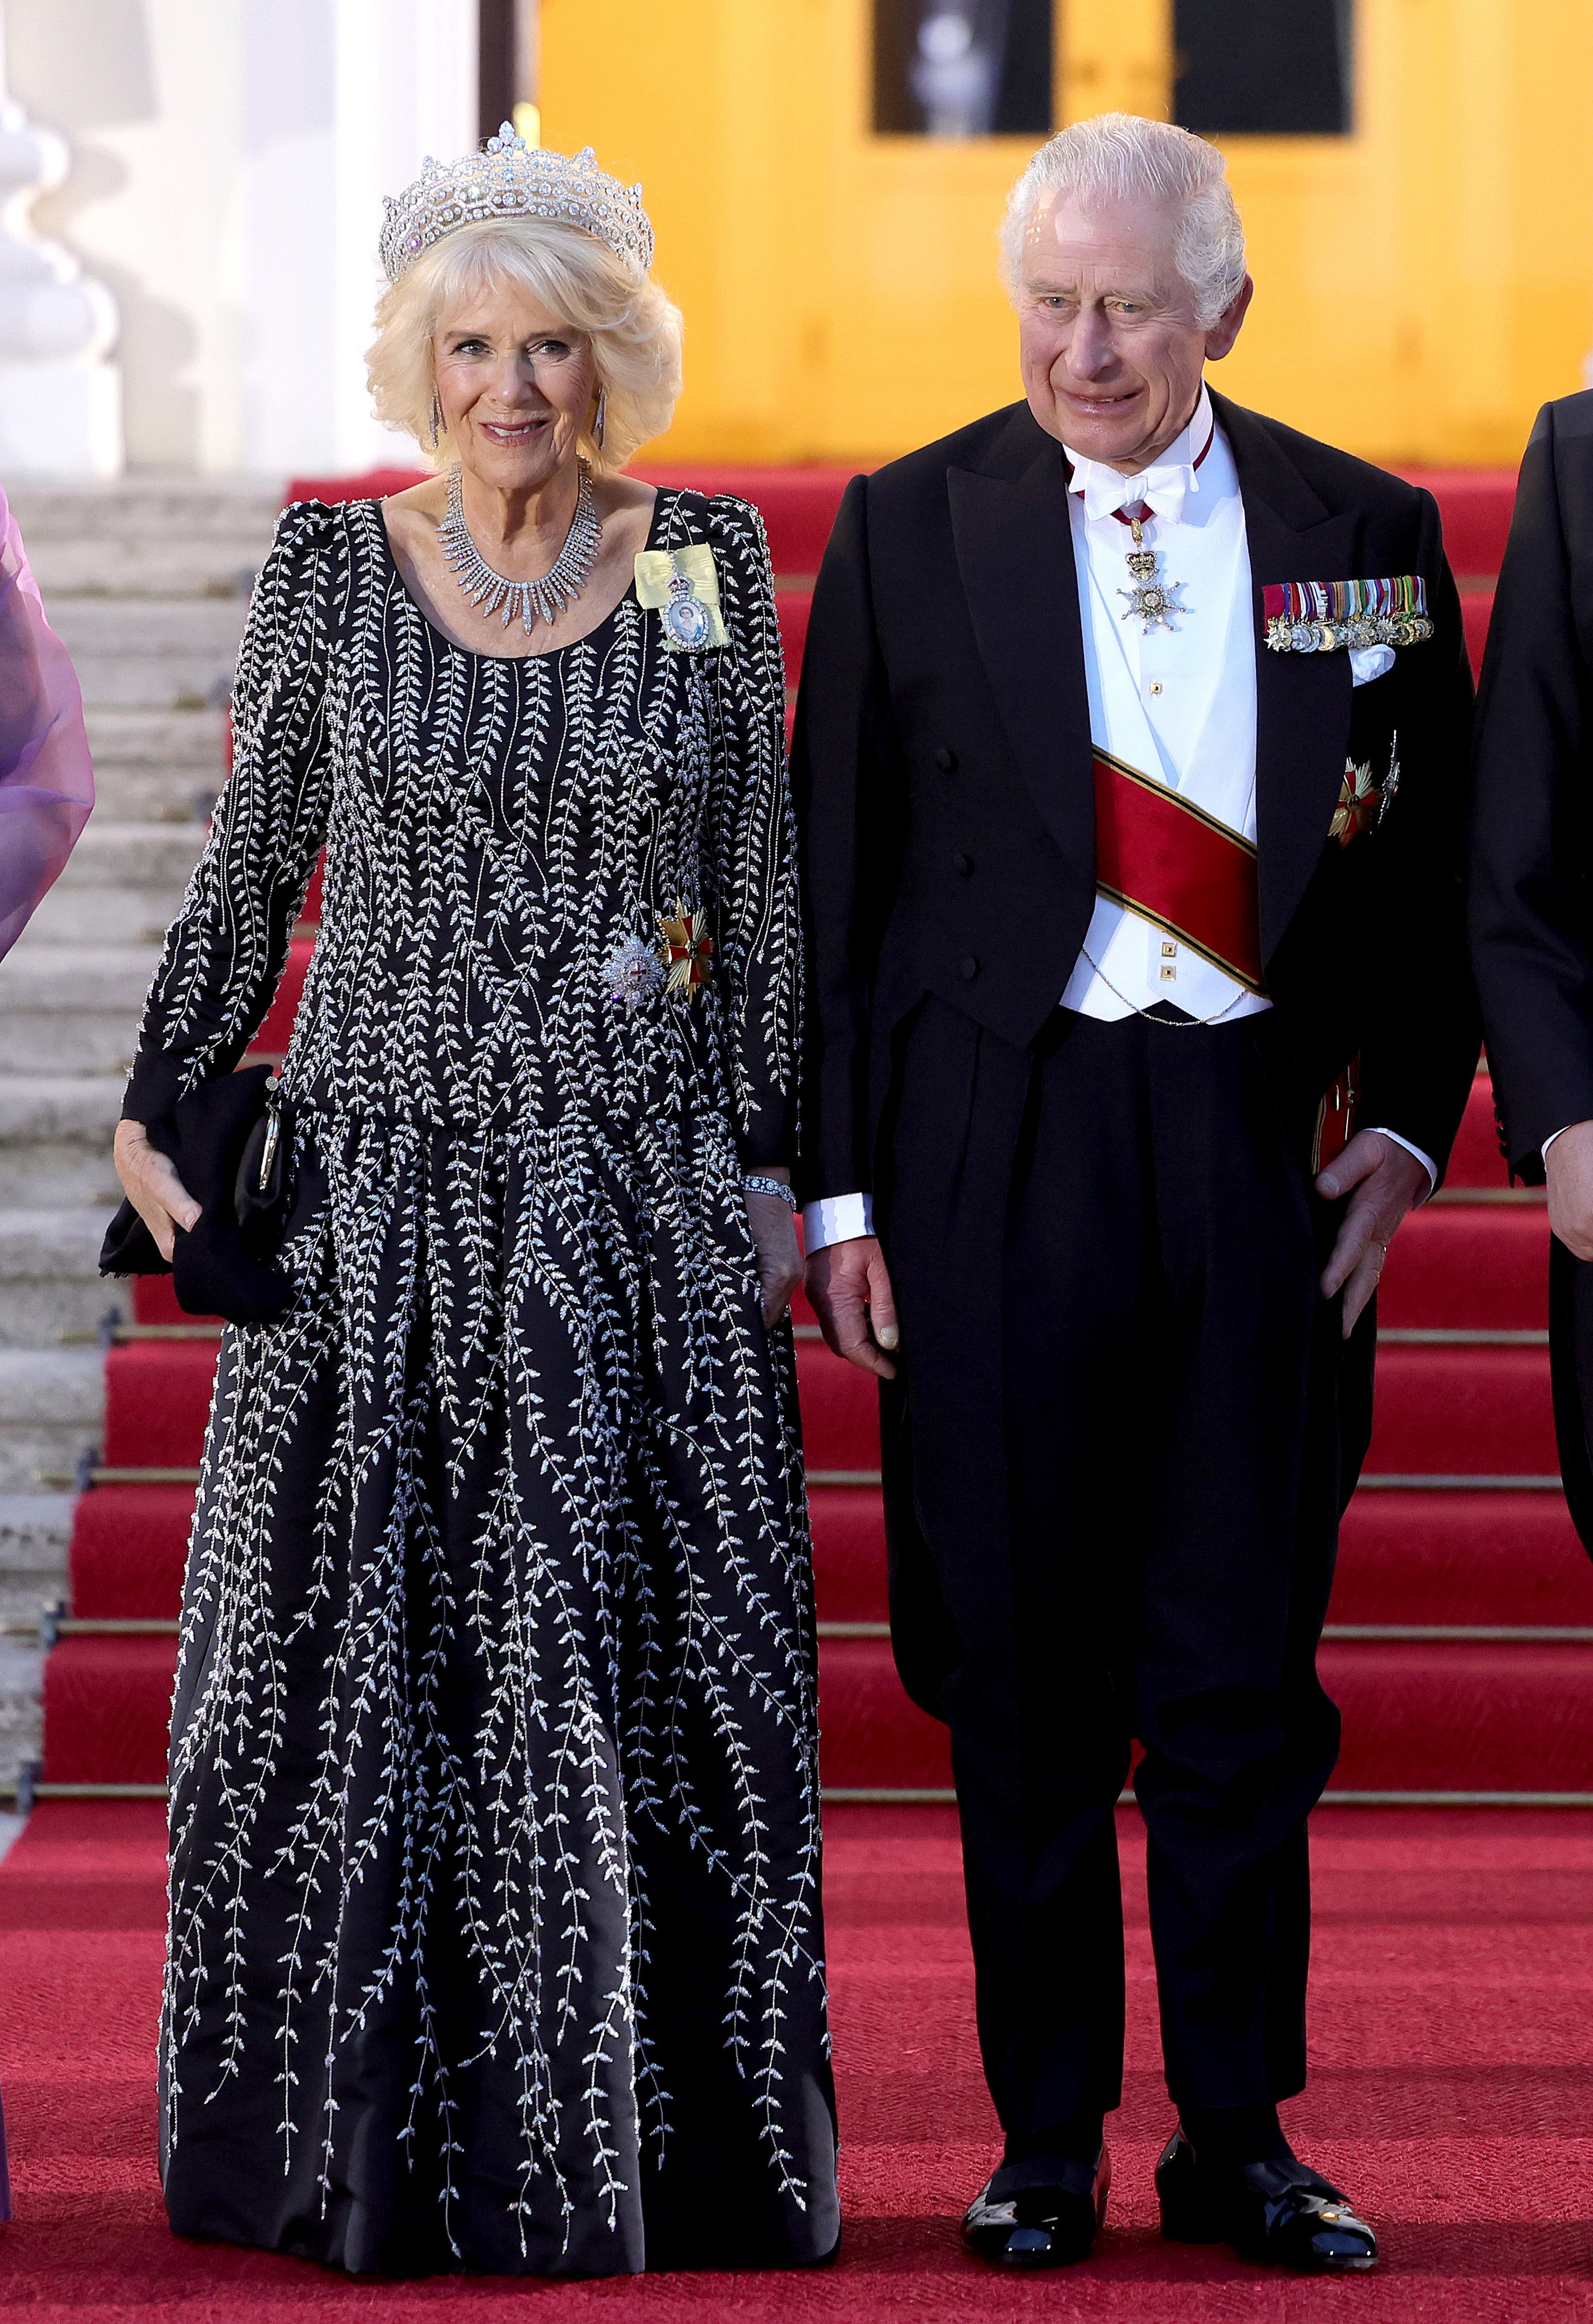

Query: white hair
1000 113 1247 327
367 216 683 474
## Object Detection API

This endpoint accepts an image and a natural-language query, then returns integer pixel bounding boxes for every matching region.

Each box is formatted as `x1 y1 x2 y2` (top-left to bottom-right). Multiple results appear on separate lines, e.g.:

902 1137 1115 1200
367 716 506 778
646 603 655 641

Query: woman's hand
744 1174 804 1329
114 1118 201 1264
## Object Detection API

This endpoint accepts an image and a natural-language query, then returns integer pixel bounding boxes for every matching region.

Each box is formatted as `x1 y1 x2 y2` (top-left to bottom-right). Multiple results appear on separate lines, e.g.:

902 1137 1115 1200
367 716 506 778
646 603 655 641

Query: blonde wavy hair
367 216 683 473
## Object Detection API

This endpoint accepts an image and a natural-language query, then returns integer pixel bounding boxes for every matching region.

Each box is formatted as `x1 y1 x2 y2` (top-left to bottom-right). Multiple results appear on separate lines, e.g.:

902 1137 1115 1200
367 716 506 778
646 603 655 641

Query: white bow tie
1072 451 1200 528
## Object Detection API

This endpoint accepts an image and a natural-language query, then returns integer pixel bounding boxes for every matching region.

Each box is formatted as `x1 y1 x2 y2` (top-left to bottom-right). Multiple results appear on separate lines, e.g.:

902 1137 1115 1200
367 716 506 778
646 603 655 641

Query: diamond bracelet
742 1174 798 1211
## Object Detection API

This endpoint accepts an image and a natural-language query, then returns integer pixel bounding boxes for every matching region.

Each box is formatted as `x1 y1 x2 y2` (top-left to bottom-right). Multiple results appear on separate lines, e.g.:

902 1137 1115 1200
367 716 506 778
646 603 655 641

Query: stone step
0 1080 124 1207
0 1348 104 1493
0 1151 119 1212
0 1077 124 1147
48 599 247 711
11 474 281 604
0 943 156 1075
0 1494 73 1626
0 1209 124 1347
23 888 185 949
32 546 263 602
21 822 204 949
8 475 282 540
87 707 227 768
0 941 158 1007
0 1165 119 1217
84 709 226 826
56 823 208 888
0 1639 43 1794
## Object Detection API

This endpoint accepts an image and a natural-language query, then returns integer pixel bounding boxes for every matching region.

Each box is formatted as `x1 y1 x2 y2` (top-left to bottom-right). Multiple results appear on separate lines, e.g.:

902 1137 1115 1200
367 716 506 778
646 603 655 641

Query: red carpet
4 1799 1593 2315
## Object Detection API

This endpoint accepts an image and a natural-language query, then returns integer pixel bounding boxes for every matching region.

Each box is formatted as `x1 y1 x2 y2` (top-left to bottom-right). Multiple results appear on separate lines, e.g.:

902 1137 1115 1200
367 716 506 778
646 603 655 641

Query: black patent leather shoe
1156 2130 1377 2271
962 2148 1111 2268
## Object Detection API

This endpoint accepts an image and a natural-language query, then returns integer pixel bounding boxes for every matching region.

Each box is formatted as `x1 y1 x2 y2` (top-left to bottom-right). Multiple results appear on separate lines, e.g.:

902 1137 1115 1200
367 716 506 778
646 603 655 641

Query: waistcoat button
953 852 972 876
959 955 979 980
935 747 958 772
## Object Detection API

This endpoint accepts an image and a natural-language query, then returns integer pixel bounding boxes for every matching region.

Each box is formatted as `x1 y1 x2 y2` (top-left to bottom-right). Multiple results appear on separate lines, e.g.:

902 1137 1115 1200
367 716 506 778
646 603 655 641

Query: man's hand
806 1235 900 1380
1315 1129 1431 1339
1545 1121 1593 1261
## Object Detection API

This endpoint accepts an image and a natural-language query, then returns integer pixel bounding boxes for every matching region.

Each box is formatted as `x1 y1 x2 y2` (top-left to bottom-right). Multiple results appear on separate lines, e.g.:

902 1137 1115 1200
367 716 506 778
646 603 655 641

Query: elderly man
793 114 1476 2272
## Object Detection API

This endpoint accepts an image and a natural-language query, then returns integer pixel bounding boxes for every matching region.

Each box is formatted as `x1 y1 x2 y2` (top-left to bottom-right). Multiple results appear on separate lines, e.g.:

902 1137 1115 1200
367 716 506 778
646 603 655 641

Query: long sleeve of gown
123 502 338 1126
702 494 802 1168
0 483 94 961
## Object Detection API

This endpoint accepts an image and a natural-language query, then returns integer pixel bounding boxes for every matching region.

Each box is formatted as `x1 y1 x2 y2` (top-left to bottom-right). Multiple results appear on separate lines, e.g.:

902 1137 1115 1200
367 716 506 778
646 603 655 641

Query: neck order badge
1111 415 1217 635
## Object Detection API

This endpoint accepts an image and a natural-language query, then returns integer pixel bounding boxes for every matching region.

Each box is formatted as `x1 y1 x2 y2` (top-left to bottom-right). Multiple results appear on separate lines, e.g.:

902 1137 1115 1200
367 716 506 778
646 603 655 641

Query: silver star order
1118 569 1188 634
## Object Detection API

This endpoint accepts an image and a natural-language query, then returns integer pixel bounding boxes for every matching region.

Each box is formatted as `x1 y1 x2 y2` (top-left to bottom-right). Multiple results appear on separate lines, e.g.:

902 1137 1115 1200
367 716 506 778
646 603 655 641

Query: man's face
1016 188 1251 474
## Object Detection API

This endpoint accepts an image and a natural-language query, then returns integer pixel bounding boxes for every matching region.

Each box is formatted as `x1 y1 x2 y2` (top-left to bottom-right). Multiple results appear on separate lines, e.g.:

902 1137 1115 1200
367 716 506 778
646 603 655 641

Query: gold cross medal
1118 515 1187 635
656 901 714 999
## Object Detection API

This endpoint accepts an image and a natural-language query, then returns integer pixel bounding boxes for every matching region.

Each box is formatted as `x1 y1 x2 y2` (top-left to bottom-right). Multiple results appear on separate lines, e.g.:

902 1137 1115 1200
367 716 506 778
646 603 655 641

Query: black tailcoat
791 394 1479 2126
799 395 1486 2129
1470 390 1593 1549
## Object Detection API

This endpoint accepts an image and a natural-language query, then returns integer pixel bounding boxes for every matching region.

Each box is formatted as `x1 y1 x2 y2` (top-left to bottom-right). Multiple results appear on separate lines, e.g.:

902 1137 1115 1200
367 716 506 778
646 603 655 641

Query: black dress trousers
877 998 1349 2136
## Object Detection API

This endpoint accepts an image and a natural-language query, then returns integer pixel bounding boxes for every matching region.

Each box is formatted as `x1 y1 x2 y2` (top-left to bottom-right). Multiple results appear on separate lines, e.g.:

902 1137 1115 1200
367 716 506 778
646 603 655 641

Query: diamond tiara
380 125 655 284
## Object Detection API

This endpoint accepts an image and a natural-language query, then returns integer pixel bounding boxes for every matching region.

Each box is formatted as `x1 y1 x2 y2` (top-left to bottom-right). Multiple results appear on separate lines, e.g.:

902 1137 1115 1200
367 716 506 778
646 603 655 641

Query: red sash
1092 749 1266 996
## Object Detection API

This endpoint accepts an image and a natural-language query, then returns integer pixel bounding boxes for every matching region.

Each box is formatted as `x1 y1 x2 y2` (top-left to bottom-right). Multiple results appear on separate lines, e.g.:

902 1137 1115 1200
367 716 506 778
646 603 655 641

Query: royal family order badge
634 545 728 653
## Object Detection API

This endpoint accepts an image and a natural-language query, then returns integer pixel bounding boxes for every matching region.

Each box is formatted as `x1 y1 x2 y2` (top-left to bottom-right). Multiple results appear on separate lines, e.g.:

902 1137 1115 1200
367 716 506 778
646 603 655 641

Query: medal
633 543 729 653
661 569 713 650
1379 732 1401 825
1263 577 1433 655
1109 413 1214 637
1331 758 1382 847
1118 516 1188 635
656 902 714 999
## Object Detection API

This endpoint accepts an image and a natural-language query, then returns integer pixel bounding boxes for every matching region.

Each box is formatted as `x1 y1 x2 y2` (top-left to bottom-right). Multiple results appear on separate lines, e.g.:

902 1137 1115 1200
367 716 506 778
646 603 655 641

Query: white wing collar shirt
1060 383 1264 1024
803 386 1428 1254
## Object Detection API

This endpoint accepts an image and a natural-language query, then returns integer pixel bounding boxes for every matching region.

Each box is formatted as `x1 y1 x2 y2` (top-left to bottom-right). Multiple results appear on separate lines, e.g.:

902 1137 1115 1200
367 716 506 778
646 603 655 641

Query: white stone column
0 0 122 477
239 0 477 477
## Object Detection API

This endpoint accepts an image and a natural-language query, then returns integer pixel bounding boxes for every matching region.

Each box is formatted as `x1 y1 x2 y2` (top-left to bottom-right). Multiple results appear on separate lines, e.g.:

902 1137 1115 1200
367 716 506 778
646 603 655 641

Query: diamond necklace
438 457 602 633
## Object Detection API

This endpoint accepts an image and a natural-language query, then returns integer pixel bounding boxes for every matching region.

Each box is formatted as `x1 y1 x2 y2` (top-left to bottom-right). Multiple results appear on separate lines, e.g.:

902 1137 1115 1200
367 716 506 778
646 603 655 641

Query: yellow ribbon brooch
634 544 727 653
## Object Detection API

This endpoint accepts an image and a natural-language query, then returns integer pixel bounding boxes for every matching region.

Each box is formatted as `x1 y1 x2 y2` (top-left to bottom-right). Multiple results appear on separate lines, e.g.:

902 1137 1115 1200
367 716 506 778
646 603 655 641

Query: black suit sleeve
1470 399 1593 1180
790 475 910 1206
1354 487 1479 1177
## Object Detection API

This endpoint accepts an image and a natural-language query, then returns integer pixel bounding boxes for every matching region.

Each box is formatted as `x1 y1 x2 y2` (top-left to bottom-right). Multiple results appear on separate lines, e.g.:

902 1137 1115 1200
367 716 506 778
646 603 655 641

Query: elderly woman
110 133 836 2278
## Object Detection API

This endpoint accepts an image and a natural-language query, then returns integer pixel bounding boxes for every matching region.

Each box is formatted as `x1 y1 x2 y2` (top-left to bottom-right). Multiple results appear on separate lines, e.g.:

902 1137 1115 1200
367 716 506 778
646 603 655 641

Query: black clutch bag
99 1064 295 1325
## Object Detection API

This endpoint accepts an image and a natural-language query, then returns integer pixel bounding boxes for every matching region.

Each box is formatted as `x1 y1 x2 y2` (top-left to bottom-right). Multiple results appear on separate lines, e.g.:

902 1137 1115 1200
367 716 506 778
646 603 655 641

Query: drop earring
592 388 606 452
427 389 443 451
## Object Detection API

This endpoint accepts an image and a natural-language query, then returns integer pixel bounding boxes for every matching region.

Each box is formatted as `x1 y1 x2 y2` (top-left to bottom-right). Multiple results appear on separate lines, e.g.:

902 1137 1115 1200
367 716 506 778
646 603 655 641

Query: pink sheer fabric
0 482 92 961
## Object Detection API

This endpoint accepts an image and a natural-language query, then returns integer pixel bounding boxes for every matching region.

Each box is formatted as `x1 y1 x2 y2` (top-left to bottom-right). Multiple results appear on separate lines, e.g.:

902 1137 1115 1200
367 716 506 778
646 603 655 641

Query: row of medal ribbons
1262 574 1433 655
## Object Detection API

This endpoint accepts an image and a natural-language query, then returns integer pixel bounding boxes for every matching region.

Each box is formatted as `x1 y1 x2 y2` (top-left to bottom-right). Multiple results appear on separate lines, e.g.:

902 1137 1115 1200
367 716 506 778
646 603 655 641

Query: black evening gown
123 489 837 2276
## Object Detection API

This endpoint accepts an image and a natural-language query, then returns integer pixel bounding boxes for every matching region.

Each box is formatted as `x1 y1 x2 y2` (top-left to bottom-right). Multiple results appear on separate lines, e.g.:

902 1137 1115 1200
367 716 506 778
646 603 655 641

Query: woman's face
432 279 596 494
